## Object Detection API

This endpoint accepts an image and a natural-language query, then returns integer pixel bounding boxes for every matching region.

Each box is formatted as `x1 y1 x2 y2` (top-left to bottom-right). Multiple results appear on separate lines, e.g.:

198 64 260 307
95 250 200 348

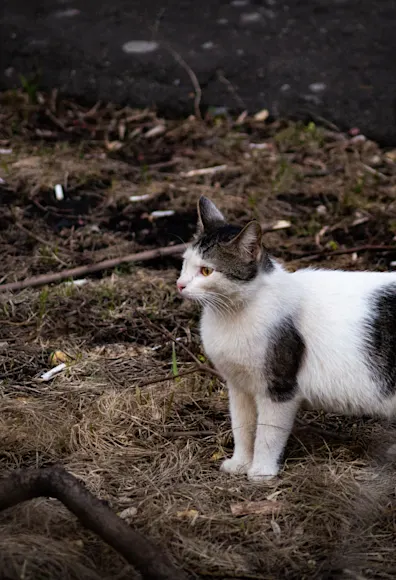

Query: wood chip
176 509 199 524
118 506 138 521
180 164 228 177
230 499 283 517
144 125 166 139
253 109 269 122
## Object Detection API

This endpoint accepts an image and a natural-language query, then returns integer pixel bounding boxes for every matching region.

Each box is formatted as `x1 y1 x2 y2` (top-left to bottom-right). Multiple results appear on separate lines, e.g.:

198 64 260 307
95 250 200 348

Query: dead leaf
211 450 225 461
254 109 269 122
105 140 123 151
385 150 396 162
176 509 199 524
271 519 281 537
144 125 166 139
230 499 284 517
118 506 138 521
272 220 291 230
235 110 248 124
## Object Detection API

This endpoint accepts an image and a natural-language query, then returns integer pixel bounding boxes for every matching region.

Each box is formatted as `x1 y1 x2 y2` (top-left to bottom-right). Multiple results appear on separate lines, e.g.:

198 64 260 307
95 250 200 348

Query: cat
176 196 396 481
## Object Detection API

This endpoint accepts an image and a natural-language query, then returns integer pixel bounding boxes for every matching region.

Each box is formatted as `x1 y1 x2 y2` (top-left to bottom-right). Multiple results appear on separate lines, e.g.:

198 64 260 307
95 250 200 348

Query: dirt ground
1 90 396 580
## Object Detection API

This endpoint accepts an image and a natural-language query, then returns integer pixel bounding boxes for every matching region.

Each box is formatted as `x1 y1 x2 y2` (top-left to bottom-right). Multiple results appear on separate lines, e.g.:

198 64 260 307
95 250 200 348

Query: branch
0 218 291 294
0 466 188 580
298 244 396 262
0 243 185 293
165 46 202 121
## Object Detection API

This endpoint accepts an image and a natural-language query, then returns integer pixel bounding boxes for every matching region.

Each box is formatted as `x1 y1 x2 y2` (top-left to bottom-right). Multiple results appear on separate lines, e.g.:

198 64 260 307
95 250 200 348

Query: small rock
254 109 269 121
316 204 327 215
122 40 159 54
271 520 281 536
309 82 326 93
350 134 366 143
54 8 80 17
240 12 262 23
150 210 175 218
118 506 138 521
369 155 381 166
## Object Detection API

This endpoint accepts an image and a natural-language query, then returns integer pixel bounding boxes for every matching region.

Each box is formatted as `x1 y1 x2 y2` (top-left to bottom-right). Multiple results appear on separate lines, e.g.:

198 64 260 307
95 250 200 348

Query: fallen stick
0 221 291 294
0 243 185 293
298 244 395 262
0 466 188 580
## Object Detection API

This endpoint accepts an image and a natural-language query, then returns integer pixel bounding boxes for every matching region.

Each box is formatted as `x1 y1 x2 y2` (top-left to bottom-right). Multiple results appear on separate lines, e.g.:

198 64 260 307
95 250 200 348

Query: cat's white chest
200 308 266 386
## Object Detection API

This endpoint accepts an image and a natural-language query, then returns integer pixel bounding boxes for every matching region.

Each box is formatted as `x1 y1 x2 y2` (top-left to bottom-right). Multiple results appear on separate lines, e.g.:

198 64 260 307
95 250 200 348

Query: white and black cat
177 196 396 481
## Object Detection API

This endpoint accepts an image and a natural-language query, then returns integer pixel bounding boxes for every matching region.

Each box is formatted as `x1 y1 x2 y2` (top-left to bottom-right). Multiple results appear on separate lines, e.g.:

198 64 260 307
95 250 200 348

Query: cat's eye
200 266 213 277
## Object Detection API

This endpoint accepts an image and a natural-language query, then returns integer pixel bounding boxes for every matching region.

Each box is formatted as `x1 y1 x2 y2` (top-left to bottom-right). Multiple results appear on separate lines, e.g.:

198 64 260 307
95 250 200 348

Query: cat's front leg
247 396 298 482
220 385 256 475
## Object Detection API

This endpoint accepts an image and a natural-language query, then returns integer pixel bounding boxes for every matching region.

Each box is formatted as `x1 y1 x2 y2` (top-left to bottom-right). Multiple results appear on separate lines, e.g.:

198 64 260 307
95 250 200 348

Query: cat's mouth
179 289 198 301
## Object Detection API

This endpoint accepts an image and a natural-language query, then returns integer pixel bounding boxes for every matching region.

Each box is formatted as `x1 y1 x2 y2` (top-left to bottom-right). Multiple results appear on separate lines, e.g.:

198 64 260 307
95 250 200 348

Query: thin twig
294 418 352 442
0 243 185 293
360 162 388 181
163 430 215 439
297 244 396 262
45 109 68 132
138 367 205 388
216 71 246 109
0 466 188 580
13 221 68 266
165 45 202 121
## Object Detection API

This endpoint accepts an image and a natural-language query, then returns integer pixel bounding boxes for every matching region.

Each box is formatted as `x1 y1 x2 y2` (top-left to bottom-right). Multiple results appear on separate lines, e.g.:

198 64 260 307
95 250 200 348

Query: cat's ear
197 196 225 231
227 221 262 261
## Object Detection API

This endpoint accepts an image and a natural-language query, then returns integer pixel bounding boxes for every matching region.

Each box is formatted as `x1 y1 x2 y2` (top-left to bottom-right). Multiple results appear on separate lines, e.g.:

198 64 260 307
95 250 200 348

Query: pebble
54 9 81 18
309 82 326 93
240 12 262 23
316 204 327 215
122 40 159 54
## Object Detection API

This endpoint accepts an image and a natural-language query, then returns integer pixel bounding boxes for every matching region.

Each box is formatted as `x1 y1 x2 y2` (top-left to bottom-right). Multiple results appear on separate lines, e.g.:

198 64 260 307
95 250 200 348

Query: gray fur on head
193 196 273 281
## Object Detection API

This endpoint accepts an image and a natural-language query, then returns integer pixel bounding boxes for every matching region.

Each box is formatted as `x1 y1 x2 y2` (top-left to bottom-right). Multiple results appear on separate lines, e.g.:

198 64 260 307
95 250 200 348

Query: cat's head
176 196 273 306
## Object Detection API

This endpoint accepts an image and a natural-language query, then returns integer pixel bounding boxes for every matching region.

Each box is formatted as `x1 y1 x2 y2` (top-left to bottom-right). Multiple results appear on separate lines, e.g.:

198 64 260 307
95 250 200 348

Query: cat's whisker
204 295 232 318
202 291 235 316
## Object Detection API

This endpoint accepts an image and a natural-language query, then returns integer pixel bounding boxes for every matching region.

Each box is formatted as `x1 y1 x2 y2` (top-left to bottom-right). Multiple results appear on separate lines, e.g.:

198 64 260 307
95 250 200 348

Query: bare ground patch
1 90 396 579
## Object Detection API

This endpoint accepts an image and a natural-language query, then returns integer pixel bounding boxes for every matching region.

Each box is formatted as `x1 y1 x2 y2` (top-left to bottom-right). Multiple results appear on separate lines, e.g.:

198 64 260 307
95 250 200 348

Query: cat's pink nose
177 281 186 292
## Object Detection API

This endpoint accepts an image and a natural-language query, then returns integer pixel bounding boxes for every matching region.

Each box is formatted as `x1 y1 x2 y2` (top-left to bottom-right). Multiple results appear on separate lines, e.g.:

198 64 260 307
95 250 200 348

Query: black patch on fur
193 224 273 282
363 284 396 396
265 317 305 403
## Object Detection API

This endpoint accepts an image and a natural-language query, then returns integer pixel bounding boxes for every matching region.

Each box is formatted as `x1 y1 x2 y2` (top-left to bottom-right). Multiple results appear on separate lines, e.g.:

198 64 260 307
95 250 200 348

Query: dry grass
1 89 396 579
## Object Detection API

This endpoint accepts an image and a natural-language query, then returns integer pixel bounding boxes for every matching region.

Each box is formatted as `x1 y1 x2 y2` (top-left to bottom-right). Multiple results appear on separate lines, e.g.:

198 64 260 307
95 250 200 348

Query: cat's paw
247 464 279 482
220 456 252 475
